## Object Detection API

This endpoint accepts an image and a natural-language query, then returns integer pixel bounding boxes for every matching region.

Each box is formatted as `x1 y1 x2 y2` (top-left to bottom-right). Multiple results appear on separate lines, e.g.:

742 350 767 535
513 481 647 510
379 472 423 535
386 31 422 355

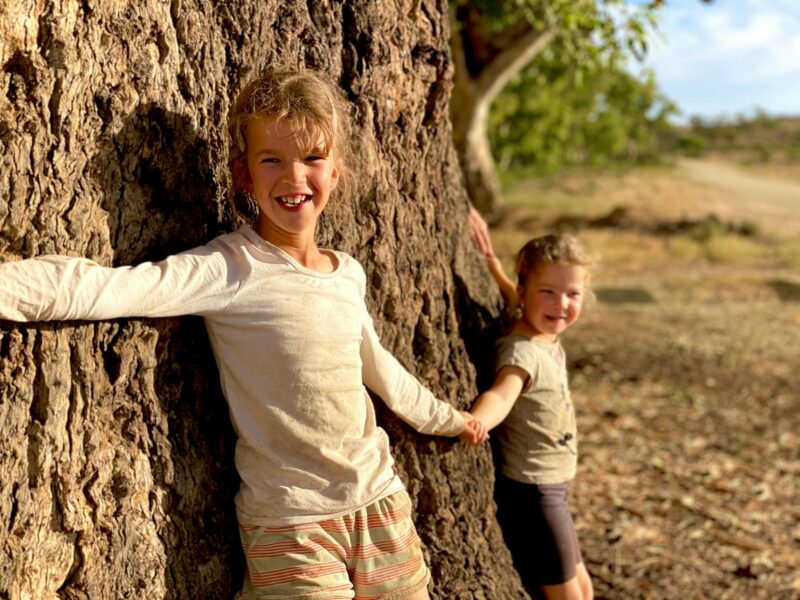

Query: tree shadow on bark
91 105 242 599
452 273 503 395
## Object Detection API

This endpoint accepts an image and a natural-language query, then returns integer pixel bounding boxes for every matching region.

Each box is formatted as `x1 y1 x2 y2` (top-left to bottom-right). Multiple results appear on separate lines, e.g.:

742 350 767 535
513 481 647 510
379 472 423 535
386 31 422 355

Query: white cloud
642 0 800 118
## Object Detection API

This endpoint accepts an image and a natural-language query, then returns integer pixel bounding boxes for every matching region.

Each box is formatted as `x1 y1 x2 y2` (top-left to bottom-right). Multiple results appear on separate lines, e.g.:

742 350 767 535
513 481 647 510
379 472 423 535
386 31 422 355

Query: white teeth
277 195 309 207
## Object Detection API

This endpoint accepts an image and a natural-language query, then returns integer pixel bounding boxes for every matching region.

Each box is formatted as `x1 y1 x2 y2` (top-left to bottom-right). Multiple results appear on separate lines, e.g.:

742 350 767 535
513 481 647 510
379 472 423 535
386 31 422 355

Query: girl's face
242 115 340 243
517 262 587 341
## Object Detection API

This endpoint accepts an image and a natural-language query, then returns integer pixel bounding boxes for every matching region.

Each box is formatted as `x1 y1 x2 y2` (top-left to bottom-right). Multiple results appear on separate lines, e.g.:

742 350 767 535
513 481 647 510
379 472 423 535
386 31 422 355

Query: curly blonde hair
516 233 594 287
226 68 354 223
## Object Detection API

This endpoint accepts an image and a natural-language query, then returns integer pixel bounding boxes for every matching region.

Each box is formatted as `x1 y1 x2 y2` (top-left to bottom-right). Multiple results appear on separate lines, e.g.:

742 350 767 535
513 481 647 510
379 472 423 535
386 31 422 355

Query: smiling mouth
276 195 312 208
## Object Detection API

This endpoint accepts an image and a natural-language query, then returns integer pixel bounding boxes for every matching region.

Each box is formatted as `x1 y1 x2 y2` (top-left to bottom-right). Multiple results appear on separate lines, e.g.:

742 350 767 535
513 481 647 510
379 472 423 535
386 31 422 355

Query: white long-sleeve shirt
0 226 465 525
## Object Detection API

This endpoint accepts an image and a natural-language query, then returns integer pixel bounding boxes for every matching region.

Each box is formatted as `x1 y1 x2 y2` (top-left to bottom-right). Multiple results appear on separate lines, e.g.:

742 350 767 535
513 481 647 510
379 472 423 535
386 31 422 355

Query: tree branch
475 26 555 103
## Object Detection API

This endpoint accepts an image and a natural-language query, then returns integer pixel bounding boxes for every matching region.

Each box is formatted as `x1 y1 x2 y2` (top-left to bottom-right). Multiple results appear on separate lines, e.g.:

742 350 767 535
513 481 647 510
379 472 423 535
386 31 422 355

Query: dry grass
497 164 799 272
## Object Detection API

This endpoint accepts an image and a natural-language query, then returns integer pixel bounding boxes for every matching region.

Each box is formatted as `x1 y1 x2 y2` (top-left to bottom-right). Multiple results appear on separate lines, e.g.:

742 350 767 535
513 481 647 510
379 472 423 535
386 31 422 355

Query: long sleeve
0 244 238 322
359 305 464 437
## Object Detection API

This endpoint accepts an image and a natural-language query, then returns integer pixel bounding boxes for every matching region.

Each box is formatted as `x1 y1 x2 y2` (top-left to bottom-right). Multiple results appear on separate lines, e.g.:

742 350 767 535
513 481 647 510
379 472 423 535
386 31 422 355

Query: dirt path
679 159 800 235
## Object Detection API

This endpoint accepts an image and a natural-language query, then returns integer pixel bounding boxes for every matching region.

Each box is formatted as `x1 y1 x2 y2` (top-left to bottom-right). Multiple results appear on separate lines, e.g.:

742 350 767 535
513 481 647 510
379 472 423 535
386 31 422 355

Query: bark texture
0 1 519 598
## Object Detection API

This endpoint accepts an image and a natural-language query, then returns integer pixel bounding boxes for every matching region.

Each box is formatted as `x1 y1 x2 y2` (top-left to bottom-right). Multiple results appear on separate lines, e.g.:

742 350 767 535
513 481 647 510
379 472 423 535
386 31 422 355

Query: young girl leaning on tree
467 207 595 600
0 68 486 600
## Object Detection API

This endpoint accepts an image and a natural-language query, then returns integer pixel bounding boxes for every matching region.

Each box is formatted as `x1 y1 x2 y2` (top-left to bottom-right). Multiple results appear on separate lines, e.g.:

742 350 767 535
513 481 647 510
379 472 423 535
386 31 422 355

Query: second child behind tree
467 207 595 600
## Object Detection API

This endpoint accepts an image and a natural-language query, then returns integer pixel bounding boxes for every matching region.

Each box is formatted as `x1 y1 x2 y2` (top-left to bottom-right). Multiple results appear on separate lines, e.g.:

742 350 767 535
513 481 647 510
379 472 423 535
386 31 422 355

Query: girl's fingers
468 206 493 256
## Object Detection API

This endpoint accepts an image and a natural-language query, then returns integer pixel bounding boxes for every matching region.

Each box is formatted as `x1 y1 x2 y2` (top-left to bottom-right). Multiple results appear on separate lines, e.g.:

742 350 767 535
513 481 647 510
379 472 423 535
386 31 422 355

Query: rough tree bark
449 2 554 214
1 1 522 599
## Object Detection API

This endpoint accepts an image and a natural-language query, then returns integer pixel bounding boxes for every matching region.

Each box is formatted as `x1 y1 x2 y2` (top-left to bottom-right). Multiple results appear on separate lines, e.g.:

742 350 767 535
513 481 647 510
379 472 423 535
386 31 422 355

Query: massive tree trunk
449 2 554 214
1 1 521 598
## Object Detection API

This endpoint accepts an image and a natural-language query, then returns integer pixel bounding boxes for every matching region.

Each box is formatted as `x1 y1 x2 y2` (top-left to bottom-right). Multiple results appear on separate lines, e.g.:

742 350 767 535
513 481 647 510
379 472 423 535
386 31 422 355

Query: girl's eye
260 157 279 164
306 155 324 162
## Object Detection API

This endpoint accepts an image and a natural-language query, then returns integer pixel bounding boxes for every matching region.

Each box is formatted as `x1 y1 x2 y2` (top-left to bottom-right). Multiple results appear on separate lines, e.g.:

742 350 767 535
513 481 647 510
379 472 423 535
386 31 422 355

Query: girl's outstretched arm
469 365 527 432
360 307 466 438
0 245 235 322
485 254 518 308
468 205 519 307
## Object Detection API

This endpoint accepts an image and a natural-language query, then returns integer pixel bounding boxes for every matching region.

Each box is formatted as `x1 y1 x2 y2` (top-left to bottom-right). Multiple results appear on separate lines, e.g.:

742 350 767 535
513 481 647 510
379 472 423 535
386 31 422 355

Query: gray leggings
494 475 583 591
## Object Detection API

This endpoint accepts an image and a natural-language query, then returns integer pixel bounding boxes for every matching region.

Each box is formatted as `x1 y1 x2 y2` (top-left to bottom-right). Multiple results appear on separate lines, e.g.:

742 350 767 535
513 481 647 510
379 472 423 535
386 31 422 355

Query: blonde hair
226 68 354 223
516 233 594 287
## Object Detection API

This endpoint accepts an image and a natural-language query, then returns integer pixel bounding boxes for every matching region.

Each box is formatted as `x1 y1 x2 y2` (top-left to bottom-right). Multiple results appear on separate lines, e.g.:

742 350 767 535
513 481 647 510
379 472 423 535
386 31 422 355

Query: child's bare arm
467 206 519 307
469 366 527 431
485 255 519 308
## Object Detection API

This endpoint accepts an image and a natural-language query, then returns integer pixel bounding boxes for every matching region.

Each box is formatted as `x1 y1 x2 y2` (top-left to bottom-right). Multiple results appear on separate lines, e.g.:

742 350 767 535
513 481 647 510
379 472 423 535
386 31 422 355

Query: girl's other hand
458 410 489 444
468 205 494 258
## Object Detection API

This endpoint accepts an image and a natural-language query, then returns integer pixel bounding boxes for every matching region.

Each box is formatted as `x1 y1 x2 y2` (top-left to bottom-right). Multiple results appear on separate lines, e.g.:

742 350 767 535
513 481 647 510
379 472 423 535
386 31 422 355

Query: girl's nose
282 161 307 184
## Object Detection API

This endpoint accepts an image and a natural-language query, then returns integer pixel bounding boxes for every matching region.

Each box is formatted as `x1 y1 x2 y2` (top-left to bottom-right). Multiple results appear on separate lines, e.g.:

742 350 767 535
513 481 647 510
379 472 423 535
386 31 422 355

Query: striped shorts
236 490 430 599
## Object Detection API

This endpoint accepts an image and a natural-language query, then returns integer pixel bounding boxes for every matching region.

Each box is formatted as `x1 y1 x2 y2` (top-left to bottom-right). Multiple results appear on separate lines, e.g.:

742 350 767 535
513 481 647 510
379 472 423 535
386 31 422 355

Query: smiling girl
466 229 595 600
0 68 485 600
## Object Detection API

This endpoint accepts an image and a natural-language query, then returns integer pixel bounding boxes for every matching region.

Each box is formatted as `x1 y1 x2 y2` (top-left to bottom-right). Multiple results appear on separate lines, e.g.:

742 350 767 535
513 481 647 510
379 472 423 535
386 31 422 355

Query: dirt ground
491 161 800 599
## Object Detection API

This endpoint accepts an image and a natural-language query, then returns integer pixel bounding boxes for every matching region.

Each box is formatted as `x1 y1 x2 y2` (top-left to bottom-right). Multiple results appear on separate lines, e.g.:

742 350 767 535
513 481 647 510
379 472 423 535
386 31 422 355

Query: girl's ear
330 161 340 190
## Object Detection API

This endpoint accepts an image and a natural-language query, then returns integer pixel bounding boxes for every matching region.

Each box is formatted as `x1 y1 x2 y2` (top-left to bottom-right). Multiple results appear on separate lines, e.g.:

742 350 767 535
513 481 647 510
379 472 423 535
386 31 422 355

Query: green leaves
467 0 674 178
489 50 678 178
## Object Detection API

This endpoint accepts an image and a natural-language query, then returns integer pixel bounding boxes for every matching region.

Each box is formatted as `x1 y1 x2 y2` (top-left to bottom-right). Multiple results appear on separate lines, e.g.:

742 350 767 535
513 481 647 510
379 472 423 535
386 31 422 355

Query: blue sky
636 0 800 122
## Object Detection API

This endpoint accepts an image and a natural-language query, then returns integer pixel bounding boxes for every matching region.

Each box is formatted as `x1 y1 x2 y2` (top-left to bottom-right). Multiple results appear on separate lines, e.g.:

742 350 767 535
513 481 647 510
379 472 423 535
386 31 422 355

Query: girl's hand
468 205 520 305
458 410 489 444
468 205 494 258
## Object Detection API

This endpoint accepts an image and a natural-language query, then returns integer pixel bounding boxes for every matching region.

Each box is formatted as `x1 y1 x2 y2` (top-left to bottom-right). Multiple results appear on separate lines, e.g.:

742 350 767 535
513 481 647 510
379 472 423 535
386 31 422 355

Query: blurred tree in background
450 0 666 211
489 46 678 181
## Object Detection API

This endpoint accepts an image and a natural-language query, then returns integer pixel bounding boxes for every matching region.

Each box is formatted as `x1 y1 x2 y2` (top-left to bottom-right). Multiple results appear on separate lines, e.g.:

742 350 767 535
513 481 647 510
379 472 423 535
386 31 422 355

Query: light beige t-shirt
0 226 465 525
494 334 577 485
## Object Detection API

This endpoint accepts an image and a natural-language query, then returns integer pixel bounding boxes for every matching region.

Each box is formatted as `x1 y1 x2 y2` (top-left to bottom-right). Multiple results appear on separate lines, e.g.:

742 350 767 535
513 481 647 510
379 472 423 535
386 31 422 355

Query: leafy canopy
459 0 673 178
